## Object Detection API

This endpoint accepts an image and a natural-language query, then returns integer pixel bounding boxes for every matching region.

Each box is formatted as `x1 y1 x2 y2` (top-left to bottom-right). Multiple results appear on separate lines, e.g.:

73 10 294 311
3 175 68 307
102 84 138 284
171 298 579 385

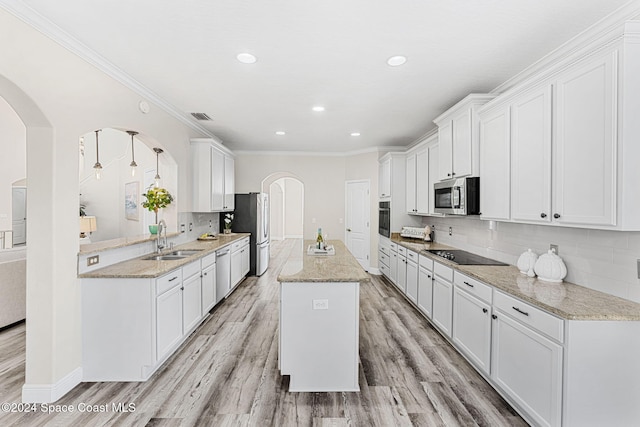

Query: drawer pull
168 276 178 282
464 281 474 288
512 306 529 316
482 308 488 313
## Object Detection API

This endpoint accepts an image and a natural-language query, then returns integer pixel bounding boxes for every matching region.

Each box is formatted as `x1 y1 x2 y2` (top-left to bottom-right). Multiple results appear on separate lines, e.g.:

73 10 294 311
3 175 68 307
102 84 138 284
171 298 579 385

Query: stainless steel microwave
434 177 480 215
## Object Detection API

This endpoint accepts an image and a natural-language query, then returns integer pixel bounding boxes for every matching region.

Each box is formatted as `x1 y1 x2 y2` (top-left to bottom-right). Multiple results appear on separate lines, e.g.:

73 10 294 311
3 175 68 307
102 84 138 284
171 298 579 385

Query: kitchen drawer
454 272 492 304
231 238 248 252
397 246 407 256
379 250 390 268
389 242 398 253
406 249 418 263
380 245 391 257
201 252 216 269
380 262 390 277
419 254 433 271
242 237 250 246
156 269 183 296
434 261 453 282
494 291 564 343
182 260 201 280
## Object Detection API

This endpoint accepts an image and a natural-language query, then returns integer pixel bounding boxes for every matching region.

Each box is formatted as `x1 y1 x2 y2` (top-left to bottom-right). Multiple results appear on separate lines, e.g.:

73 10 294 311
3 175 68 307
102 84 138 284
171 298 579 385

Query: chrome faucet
156 219 167 253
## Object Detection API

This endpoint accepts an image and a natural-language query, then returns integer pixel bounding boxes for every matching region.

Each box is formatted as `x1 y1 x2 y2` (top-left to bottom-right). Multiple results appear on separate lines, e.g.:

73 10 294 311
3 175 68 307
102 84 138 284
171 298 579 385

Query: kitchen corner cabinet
434 94 495 181
191 140 235 212
479 102 510 220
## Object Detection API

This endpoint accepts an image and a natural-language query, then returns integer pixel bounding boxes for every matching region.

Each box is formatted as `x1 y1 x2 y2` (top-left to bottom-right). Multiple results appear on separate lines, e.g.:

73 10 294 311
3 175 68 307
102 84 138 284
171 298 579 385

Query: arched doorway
262 173 304 241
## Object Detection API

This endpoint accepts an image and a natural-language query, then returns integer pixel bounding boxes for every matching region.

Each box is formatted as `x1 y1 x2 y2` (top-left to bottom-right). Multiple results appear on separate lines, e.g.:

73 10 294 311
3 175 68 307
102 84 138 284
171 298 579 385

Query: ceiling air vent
190 112 212 121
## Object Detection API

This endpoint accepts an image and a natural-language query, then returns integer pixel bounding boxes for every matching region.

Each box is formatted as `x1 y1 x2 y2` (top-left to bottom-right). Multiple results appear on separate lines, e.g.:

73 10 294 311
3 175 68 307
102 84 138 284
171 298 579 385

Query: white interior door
12 187 26 246
345 180 370 271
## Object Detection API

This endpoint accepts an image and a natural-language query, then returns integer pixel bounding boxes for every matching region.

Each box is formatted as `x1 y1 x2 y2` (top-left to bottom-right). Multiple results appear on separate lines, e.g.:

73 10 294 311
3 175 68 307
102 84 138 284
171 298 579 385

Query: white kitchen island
277 240 370 392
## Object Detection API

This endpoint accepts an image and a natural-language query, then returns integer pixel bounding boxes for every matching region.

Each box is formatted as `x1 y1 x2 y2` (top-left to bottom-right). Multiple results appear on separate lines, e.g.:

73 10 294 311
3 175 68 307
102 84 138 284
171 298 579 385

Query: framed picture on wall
125 181 139 221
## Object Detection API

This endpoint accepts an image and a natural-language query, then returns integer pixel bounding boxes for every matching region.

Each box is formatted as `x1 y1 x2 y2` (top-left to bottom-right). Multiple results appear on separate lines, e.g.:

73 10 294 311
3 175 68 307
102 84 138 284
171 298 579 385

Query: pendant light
127 130 138 177
153 147 164 187
93 129 102 180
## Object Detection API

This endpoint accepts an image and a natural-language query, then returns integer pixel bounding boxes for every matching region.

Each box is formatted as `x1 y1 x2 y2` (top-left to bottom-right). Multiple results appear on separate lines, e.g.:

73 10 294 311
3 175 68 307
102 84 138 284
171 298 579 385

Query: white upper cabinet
427 143 440 215
479 102 511 220
553 51 616 227
379 157 391 199
434 94 495 181
405 136 434 215
510 85 553 223
191 140 235 213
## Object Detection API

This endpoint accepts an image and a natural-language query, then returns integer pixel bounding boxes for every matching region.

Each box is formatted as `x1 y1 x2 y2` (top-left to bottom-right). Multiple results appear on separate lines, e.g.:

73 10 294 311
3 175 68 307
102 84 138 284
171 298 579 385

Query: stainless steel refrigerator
231 193 269 276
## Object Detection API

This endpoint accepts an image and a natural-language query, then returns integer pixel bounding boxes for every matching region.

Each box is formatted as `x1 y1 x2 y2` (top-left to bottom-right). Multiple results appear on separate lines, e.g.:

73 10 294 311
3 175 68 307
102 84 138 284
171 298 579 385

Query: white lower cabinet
231 237 250 289
452 287 492 374
405 250 418 304
389 249 398 284
156 283 183 362
201 263 216 313
396 253 407 293
182 272 203 334
491 307 563 427
417 255 434 318
431 262 453 337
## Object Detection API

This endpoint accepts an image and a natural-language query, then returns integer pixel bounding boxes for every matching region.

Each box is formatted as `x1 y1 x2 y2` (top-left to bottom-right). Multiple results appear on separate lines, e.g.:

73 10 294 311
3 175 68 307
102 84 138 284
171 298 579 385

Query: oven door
378 202 390 237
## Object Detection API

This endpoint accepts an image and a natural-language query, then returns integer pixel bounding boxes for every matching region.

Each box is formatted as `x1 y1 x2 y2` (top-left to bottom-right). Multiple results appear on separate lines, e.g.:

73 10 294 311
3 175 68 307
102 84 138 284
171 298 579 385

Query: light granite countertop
79 233 251 279
390 236 640 321
278 240 370 283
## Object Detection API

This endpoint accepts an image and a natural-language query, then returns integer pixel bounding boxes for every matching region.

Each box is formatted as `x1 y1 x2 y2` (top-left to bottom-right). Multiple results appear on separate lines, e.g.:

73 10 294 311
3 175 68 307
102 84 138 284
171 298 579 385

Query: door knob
540 213 547 218
553 213 561 219
346 228 352 232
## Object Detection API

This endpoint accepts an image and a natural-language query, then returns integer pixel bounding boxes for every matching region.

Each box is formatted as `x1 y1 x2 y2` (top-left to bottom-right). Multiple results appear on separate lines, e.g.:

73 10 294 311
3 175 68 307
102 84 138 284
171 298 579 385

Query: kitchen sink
143 254 187 261
169 249 204 256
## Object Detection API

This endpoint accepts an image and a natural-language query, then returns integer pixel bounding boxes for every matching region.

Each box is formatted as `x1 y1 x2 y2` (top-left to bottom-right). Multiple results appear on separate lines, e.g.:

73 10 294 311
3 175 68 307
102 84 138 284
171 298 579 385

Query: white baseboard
368 267 381 275
22 367 82 403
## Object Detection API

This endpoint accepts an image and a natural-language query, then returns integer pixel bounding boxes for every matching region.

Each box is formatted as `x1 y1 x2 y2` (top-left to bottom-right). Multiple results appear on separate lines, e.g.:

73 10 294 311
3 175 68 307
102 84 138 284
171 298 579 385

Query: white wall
0 8 208 400
282 178 304 238
269 181 284 240
235 150 380 268
422 216 640 303
0 95 26 231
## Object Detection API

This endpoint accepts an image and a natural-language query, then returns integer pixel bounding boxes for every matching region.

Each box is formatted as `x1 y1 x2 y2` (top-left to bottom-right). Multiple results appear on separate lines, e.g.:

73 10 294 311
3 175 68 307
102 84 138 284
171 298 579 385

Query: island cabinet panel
280 282 359 392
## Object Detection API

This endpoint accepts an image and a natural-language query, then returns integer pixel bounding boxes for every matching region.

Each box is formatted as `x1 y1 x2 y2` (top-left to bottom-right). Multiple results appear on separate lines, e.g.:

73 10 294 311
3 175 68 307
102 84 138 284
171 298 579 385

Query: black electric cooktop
424 249 508 266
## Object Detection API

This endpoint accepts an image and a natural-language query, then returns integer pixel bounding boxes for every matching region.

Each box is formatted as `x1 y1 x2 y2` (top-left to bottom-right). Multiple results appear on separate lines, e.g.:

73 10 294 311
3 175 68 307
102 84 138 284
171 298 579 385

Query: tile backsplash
421 216 640 303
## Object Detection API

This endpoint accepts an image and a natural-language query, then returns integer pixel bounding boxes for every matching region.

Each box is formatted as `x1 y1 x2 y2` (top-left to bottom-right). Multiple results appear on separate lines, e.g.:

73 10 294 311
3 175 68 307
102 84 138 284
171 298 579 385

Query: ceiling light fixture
153 147 164 187
127 130 138 177
275 131 286 136
312 106 325 112
350 132 361 137
387 55 407 67
237 53 257 64
93 129 102 180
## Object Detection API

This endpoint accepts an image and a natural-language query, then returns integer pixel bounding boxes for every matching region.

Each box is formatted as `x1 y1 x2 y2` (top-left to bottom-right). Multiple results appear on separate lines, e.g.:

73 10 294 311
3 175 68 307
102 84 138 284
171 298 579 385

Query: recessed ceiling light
275 131 286 136
387 55 407 67
312 106 325 112
237 53 257 64
350 132 361 137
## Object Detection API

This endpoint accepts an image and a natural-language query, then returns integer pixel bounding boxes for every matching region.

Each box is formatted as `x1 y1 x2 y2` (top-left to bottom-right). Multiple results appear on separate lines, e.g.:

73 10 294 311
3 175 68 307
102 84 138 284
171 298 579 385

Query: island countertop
278 240 370 283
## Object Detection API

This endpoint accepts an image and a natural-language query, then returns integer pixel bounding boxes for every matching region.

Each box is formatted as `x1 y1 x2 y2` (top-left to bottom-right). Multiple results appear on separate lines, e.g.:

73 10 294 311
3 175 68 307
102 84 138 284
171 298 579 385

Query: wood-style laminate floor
0 239 527 426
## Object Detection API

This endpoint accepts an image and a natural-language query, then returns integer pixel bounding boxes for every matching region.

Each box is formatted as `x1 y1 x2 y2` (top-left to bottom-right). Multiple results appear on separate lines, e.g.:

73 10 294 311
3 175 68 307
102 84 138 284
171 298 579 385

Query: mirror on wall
79 128 178 243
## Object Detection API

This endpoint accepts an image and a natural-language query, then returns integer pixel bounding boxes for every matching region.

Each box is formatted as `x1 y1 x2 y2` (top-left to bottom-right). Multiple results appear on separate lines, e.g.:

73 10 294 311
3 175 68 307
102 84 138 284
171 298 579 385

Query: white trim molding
22 367 83 403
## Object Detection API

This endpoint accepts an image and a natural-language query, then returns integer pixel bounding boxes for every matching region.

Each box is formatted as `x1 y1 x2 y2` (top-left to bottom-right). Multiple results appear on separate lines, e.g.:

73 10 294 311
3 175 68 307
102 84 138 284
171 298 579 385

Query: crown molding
234 146 399 157
492 1 640 94
0 0 214 138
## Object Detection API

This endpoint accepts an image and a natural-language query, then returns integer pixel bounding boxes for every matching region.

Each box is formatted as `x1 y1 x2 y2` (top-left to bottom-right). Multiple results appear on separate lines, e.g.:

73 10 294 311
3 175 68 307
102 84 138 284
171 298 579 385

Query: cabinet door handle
492 314 497 320
451 172 456 176
464 281 474 288
168 276 178 282
427 274 431 279
540 213 547 218
447 173 452 177
180 286 184 291
553 213 561 219
482 308 488 313
512 306 529 316
204 272 207 276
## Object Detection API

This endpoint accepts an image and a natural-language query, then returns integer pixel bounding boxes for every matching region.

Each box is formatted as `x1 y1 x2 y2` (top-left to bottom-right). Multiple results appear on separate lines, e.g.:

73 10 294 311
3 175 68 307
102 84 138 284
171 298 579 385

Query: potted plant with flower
142 186 174 234
223 212 234 234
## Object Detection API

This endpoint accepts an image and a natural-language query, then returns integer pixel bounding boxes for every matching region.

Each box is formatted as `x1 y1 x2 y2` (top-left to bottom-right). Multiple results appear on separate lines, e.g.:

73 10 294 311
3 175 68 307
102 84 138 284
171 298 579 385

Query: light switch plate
312 299 329 310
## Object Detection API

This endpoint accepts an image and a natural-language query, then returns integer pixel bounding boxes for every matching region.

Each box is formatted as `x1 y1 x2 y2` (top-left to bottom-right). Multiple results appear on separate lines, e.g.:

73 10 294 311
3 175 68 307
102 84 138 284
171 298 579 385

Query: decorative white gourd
534 249 567 283
517 249 538 277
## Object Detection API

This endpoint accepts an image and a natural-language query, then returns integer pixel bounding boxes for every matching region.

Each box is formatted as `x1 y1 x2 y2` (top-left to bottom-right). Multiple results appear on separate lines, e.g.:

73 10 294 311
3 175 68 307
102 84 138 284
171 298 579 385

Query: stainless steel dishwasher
215 247 231 304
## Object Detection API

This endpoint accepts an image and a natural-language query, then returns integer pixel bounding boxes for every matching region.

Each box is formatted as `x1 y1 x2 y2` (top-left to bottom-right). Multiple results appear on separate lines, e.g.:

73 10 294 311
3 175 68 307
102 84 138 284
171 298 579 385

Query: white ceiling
10 0 634 152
